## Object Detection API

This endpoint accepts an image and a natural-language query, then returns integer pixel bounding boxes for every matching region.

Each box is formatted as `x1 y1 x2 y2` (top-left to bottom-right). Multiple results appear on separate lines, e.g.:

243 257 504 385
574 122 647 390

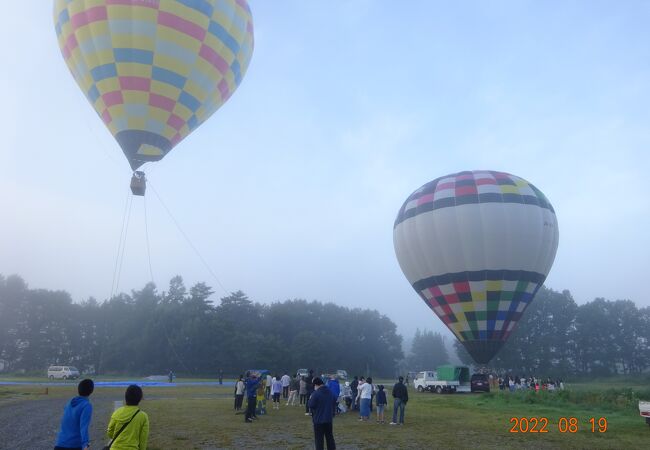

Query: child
106 385 149 450
256 379 267 415
54 379 94 450
376 385 387 423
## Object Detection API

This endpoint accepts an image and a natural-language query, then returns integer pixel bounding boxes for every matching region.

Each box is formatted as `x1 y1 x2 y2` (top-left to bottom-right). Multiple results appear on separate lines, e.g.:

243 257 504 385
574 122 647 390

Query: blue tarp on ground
0 380 235 387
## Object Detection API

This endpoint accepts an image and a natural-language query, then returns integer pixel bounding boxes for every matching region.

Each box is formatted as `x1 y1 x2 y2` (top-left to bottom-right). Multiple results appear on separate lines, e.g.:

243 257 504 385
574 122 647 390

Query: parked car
320 370 348 381
47 365 80 380
470 373 490 393
639 401 650 426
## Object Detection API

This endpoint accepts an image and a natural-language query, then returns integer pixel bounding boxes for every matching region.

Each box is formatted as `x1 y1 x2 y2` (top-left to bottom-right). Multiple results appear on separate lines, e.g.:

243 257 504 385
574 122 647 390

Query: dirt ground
0 388 138 450
0 396 111 449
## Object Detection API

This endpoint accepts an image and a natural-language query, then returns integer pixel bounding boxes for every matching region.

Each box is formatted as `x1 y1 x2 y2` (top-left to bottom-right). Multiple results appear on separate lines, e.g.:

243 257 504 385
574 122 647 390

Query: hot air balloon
393 170 559 364
54 0 254 195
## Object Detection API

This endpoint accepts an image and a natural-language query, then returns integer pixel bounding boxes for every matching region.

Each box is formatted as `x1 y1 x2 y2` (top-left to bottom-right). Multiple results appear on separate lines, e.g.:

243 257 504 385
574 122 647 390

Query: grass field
1 378 648 449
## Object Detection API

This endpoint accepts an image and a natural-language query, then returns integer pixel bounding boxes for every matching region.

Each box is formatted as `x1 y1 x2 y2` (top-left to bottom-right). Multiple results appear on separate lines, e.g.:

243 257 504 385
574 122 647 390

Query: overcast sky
1 1 649 340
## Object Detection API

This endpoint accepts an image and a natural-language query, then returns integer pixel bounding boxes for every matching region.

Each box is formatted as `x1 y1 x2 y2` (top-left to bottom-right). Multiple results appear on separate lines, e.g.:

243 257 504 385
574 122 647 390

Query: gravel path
0 391 234 450
0 394 116 450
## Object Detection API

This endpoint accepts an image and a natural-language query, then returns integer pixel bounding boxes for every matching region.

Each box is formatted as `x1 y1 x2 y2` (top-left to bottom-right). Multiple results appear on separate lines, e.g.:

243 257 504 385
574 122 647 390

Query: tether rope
148 181 230 296
143 194 155 283
111 191 134 299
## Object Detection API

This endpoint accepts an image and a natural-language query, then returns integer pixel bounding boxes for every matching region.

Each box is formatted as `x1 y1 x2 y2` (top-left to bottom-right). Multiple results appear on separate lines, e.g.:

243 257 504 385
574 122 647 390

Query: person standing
327 375 340 415
299 376 307 405
350 376 359 411
281 372 291 399
341 382 353 410
218 370 223 385
256 378 267 416
244 372 260 423
54 378 94 450
389 376 408 425
376 385 387 423
168 370 174 384
234 375 245 411
357 377 373 421
271 375 283 410
308 377 336 450
304 370 314 415
265 373 273 399
287 374 299 406
106 385 149 450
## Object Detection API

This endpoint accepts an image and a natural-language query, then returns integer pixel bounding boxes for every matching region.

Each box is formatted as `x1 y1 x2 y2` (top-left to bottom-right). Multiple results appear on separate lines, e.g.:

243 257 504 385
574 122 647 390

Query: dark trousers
283 385 289 398
245 396 256 421
234 394 244 410
314 422 336 450
305 390 313 412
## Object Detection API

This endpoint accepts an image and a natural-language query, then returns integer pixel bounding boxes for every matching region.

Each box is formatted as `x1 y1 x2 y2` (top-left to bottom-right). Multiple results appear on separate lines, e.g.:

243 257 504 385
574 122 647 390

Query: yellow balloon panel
54 0 254 170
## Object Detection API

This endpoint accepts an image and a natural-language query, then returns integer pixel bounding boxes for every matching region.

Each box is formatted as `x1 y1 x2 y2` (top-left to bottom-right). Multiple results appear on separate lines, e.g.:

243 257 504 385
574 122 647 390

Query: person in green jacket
107 385 149 450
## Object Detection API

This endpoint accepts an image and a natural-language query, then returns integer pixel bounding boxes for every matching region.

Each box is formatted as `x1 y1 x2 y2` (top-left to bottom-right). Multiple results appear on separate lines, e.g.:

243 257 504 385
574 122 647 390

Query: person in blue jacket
244 372 261 423
308 377 336 450
54 378 94 450
327 375 341 415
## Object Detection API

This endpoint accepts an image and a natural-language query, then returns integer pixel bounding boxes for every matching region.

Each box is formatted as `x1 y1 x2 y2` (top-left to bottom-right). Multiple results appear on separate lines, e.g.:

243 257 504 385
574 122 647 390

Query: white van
47 365 80 380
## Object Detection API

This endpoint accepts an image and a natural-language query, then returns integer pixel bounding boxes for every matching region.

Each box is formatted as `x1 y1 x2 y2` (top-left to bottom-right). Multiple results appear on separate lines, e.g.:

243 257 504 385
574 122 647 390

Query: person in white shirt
234 375 245 410
356 377 373 421
281 372 291 399
266 374 273 399
271 376 283 409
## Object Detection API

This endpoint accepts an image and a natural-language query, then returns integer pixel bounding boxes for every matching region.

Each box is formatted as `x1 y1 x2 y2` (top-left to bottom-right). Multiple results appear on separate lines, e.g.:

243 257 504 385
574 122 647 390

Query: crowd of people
52 371 409 450
234 370 411 450
491 374 565 392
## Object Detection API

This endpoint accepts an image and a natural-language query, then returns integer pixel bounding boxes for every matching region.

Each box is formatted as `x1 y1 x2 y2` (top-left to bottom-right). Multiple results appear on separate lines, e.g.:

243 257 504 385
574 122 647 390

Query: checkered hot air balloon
393 171 559 364
53 0 254 173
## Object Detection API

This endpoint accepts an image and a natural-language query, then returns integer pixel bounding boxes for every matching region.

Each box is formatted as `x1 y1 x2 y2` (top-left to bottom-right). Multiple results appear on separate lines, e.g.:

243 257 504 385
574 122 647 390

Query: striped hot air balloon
393 170 559 364
54 0 254 172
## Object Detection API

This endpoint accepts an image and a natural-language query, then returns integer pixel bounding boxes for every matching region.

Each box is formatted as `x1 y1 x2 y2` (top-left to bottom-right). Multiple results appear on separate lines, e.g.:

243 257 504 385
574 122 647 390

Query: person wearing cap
54 378 94 450
308 377 336 450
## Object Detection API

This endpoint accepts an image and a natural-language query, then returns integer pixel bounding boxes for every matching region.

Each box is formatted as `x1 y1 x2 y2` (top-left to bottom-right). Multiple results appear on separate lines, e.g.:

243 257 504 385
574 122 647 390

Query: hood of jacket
111 405 140 423
69 396 89 408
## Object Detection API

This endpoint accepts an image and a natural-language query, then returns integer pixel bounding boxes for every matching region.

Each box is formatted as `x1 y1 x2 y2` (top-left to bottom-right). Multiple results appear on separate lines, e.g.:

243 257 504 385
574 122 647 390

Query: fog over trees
455 287 650 376
1 275 648 377
0 274 403 377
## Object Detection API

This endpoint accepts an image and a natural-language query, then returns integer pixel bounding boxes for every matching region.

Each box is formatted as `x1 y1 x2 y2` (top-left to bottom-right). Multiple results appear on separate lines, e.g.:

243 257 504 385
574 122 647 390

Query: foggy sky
1 1 649 340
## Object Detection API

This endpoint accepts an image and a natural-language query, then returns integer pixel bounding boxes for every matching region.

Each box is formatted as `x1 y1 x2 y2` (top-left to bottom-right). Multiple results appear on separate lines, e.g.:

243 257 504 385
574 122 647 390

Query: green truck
413 365 470 394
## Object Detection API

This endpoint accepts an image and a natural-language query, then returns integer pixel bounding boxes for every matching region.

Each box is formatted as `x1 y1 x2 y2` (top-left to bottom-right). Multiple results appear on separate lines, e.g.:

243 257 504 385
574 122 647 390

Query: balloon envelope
54 0 254 170
393 171 559 364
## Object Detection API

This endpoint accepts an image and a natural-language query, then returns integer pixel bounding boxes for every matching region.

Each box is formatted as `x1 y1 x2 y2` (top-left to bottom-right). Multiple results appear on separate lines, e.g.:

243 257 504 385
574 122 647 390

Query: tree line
455 287 650 376
0 274 403 377
1 274 648 378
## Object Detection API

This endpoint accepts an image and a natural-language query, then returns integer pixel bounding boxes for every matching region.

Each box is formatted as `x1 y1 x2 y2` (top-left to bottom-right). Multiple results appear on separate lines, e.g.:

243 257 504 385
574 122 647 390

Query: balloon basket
130 171 146 196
